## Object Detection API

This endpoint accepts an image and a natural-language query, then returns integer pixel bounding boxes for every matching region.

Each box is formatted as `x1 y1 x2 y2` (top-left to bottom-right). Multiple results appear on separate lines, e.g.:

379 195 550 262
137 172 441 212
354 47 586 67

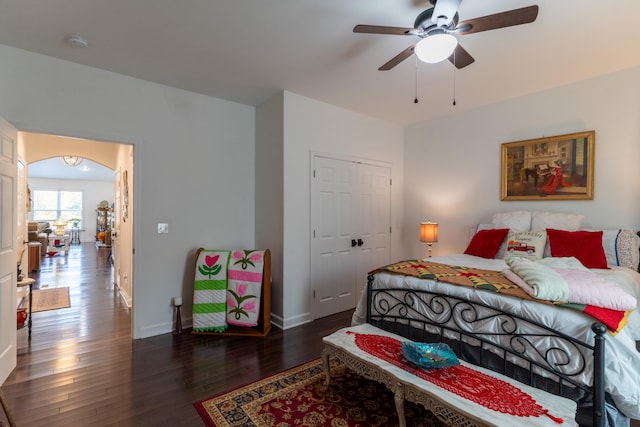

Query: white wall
0 44 256 338
404 67 640 258
255 93 284 318
280 91 404 328
28 177 113 243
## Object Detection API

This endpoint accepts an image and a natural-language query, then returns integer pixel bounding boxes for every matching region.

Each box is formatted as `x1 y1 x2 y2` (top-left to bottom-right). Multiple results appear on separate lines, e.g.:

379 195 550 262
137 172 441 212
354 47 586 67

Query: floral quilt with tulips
193 250 231 332
193 249 265 332
226 250 264 327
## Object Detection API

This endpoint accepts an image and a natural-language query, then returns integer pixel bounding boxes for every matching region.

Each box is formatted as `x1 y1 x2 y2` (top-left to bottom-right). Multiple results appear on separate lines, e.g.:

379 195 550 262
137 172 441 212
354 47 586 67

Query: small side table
70 227 81 244
16 277 35 339
46 234 70 256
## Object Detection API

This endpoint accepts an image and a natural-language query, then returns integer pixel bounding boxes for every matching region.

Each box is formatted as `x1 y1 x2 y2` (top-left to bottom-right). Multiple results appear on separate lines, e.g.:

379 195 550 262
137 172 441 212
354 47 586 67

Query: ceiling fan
353 0 539 70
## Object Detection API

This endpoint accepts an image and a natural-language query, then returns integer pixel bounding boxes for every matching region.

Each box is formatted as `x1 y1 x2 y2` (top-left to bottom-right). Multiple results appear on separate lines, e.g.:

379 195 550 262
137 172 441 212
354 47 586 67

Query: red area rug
194 358 445 426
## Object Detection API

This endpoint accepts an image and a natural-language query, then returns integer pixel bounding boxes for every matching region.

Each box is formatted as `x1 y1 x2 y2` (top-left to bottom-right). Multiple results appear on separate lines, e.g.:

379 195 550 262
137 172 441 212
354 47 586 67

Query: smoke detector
65 34 88 48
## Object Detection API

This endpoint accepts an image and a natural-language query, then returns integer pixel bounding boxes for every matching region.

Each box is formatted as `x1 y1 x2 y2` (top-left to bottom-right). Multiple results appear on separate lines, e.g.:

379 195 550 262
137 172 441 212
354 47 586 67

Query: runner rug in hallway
194 357 445 427
31 287 70 312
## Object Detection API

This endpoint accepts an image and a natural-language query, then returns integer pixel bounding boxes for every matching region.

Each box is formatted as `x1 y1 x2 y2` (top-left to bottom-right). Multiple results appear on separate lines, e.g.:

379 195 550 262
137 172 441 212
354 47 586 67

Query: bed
351 211 640 427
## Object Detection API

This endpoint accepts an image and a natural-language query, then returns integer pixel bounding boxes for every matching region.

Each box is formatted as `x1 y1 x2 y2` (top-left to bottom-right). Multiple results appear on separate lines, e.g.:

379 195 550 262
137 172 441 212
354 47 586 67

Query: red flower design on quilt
348 332 564 423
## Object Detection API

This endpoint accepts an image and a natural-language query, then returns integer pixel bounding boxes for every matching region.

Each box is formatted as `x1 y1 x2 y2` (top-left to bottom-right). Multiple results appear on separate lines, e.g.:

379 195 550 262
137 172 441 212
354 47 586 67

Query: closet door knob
351 239 357 247
357 238 364 247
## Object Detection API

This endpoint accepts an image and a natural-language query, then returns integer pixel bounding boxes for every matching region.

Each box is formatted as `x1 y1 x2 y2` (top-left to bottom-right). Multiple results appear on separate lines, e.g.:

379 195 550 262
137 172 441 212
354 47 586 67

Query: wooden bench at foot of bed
322 324 577 427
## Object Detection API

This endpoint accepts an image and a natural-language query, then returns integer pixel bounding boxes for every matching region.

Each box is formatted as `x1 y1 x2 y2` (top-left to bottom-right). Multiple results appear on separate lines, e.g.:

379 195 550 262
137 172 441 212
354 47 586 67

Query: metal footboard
365 274 606 427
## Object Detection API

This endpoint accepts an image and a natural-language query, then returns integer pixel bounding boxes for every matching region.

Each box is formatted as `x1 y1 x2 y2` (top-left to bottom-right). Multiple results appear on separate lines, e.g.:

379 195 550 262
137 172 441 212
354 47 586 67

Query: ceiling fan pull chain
452 50 457 106
414 55 419 104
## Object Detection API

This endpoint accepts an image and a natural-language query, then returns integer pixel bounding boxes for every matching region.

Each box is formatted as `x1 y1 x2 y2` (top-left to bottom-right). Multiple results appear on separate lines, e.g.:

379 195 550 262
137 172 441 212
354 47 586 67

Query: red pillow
546 228 609 269
464 229 509 259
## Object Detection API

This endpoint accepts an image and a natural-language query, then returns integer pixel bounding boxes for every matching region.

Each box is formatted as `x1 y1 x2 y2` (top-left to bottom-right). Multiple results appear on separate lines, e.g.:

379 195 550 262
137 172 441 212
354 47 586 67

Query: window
32 190 82 223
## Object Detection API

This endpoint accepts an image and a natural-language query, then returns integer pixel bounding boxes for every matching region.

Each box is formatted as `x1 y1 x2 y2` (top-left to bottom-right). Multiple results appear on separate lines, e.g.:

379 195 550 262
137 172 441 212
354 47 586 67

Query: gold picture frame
500 130 595 201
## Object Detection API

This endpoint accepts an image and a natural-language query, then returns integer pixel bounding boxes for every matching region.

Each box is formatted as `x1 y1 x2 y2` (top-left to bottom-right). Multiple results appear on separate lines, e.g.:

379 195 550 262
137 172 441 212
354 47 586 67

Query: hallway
17 242 126 353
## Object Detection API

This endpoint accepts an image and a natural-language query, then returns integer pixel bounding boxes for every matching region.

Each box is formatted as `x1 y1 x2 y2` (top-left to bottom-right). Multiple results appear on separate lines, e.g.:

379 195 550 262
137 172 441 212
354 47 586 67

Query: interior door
354 163 391 297
0 117 18 385
310 156 357 319
310 156 391 319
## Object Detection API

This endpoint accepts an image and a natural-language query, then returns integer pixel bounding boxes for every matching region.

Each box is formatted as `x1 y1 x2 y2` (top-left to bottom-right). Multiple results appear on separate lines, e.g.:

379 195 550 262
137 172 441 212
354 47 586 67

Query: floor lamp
420 221 438 258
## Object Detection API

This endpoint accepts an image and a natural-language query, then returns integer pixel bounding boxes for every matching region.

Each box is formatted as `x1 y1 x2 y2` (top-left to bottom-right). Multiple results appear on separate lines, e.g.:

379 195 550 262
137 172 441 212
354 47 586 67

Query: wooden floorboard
1 242 353 426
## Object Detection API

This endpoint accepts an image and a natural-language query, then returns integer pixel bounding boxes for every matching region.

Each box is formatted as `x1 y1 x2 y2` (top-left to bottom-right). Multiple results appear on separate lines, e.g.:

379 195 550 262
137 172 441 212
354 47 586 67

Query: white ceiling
29 157 114 182
1 0 639 126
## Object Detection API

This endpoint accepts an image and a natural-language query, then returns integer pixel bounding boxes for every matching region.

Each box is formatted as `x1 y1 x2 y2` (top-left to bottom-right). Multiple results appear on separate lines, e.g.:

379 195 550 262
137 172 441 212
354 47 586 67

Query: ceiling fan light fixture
65 34 88 48
414 32 457 64
62 155 83 166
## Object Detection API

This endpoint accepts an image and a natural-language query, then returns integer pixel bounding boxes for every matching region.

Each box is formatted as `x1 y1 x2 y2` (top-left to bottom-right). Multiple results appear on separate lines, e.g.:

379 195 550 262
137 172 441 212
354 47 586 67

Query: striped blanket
372 260 630 333
193 250 230 332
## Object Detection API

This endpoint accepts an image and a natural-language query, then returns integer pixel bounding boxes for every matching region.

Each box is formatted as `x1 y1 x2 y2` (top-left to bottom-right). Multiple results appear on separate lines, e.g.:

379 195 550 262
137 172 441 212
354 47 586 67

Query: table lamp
420 221 438 258
53 219 67 236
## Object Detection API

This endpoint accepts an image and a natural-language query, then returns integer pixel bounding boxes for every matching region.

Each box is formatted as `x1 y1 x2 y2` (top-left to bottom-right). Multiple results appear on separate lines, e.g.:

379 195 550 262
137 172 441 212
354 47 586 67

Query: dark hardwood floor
1 243 354 426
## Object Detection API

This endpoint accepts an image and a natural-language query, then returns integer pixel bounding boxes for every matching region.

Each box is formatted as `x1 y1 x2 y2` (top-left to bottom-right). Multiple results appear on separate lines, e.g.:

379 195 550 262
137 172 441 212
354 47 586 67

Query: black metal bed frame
365 274 607 427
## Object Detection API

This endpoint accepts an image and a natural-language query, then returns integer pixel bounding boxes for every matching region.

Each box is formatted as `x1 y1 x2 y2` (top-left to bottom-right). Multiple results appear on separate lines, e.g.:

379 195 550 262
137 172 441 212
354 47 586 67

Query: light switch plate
157 223 169 234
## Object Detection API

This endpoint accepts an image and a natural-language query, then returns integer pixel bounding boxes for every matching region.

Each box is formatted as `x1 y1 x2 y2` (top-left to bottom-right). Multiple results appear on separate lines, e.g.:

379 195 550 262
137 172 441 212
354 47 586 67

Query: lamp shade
414 33 457 64
420 222 438 243
53 219 68 235
62 155 83 166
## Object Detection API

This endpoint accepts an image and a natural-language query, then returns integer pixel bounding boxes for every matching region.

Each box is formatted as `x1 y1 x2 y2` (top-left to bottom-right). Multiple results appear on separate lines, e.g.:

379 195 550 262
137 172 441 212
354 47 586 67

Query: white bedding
352 254 640 420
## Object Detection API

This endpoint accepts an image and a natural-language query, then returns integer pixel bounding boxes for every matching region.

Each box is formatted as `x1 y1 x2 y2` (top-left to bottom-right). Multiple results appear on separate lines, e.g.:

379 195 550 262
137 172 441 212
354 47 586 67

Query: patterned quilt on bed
372 260 630 333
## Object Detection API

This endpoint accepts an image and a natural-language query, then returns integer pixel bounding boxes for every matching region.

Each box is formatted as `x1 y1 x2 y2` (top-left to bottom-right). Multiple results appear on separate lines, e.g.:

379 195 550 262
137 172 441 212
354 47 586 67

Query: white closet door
310 155 391 319
354 163 391 298
310 156 357 319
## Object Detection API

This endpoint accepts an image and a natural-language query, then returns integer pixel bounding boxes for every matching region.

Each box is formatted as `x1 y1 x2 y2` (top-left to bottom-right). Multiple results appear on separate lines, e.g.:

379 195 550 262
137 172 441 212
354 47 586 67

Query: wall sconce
420 221 438 258
62 155 83 166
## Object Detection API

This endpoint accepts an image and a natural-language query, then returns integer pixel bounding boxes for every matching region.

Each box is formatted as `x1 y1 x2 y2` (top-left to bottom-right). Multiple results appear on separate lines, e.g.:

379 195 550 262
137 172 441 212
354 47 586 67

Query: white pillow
492 211 531 232
593 229 639 270
476 224 495 232
503 230 547 261
531 211 584 231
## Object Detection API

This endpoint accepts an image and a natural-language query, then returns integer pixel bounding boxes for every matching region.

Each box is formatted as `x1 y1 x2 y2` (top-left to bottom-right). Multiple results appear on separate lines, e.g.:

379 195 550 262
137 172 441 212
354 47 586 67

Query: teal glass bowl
401 341 459 370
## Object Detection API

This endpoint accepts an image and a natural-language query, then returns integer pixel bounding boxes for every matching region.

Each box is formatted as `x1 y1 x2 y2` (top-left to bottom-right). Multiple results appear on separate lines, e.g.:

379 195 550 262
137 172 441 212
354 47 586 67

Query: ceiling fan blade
456 5 539 35
353 24 416 36
448 43 474 69
379 45 416 71
432 0 462 26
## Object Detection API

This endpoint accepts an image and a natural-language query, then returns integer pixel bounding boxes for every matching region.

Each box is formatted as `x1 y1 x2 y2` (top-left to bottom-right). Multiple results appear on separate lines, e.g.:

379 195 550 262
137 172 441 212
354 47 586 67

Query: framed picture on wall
500 130 595 201
122 170 129 222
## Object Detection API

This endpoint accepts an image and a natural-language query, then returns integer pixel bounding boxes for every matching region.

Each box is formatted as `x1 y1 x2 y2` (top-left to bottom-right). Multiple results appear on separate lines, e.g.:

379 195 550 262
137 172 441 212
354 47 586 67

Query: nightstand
16 277 35 338
28 242 41 271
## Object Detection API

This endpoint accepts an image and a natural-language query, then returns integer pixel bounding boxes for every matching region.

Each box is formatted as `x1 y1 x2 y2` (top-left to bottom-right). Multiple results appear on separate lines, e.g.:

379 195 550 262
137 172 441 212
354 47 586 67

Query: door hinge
313 289 316 299
389 178 392 186
313 169 316 178
313 229 316 238
389 226 392 234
